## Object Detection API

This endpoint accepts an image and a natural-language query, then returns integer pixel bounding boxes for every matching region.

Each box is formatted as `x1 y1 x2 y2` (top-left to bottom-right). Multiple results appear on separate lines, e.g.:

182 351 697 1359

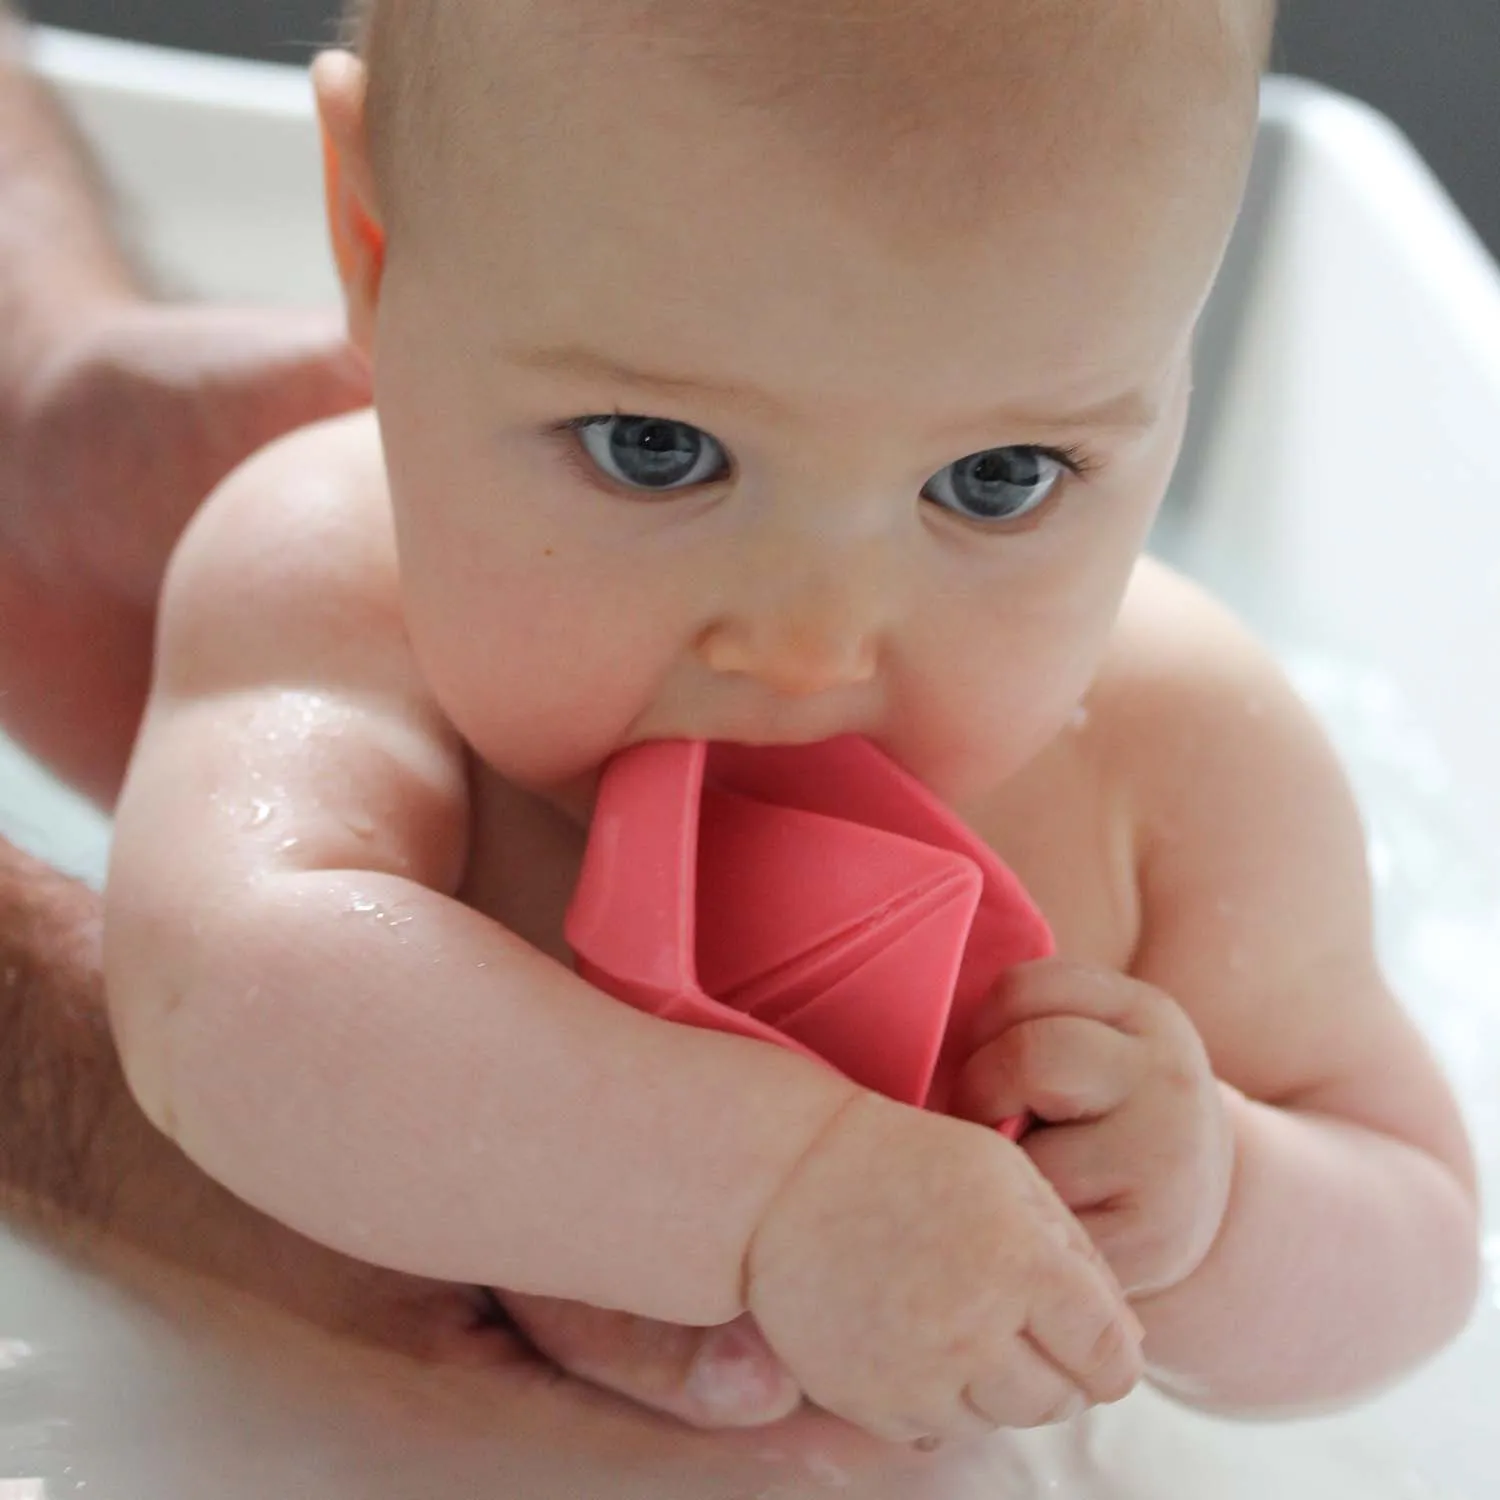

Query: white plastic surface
2 29 1499 1500
1173 78 1500 859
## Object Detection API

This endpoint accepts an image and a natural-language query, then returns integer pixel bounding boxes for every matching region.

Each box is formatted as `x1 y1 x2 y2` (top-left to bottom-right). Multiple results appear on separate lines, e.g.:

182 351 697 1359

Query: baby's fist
745 1093 1144 1443
954 961 1234 1297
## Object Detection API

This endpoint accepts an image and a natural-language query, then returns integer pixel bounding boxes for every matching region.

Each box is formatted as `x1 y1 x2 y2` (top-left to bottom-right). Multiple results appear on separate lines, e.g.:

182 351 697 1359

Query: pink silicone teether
564 736 1054 1129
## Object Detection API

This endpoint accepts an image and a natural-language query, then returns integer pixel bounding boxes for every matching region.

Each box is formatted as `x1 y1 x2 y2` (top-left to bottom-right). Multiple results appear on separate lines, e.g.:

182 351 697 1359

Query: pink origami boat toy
565 736 1054 1132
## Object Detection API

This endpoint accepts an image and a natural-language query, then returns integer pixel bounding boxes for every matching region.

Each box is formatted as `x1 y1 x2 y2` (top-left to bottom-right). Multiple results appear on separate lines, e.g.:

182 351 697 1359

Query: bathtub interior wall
1166 81 1500 862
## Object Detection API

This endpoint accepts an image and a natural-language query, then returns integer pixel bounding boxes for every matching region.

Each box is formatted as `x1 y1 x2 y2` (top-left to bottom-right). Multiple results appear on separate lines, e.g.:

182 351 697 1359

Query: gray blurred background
24 0 1500 259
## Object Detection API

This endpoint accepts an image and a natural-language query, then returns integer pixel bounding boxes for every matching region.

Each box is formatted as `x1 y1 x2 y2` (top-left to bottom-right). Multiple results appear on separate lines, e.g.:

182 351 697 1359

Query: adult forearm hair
0 836 124 1226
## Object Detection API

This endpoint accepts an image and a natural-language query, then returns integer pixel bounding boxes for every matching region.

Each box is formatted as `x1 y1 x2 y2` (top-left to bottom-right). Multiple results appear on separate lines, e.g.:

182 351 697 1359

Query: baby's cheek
892 667 1088 810
457 628 652 789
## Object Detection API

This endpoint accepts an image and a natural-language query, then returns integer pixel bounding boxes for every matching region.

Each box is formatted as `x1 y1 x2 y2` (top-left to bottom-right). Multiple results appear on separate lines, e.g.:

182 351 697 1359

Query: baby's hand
745 1094 1145 1443
953 961 1235 1298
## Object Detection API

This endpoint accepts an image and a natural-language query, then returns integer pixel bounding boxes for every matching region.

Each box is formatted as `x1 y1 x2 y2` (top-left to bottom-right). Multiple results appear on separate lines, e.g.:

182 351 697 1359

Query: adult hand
501 1295 802 1429
0 299 371 800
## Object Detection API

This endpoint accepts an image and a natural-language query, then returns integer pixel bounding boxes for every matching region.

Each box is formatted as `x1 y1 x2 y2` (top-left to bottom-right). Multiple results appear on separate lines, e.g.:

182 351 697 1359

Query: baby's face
329 3 1260 815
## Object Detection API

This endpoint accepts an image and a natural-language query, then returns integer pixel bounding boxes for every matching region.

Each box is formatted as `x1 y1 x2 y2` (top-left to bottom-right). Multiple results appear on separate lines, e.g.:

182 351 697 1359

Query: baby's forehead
358 0 1273 227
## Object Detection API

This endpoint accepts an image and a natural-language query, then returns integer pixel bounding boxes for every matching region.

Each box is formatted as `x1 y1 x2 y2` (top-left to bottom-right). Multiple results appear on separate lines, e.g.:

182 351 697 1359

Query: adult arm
0 1 369 800
0 2 134 387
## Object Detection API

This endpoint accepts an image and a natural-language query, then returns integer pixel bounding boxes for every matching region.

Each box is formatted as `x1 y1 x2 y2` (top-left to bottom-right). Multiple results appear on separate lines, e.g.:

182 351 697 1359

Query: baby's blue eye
572 415 730 492
922 446 1066 523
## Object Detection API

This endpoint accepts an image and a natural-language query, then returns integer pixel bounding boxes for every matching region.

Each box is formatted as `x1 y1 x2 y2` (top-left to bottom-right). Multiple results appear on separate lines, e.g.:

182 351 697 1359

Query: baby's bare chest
458 742 1140 979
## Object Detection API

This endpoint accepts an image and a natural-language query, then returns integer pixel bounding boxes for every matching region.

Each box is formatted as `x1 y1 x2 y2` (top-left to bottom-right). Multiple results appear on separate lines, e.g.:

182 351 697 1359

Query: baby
104 0 1480 1445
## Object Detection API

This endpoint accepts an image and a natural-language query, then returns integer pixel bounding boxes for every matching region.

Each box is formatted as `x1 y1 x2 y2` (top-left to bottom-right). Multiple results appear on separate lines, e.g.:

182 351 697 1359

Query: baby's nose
694 541 892 698
697 610 879 698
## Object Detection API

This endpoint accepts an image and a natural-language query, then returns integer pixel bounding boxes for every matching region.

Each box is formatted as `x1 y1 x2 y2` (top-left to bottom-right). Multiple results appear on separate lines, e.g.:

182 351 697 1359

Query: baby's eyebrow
993 388 1161 434
512 343 1160 434
509 345 782 416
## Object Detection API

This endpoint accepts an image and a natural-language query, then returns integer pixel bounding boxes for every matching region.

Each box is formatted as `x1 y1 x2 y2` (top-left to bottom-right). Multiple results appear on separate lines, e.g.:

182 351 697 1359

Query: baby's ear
314 51 385 357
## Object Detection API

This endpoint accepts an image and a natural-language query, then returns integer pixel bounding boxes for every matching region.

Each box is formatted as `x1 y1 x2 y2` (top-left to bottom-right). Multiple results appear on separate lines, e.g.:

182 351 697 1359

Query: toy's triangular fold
565 736 1054 1118
695 787 979 1002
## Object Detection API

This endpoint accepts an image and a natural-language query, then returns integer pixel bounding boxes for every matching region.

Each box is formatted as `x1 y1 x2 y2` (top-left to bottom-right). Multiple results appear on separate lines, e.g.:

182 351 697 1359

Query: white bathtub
2 26 1499 1500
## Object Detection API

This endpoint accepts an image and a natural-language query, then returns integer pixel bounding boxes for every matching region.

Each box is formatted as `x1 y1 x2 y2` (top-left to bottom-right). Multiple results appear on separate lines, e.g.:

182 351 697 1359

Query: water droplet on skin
276 837 301 855
1069 704 1091 731
247 800 273 829
342 894 415 939
345 813 376 840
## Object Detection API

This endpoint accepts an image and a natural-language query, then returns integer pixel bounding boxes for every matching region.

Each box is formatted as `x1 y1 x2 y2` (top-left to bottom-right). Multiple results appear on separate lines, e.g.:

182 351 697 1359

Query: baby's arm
1100 570 1479 1409
105 418 855 1325
106 418 1142 1438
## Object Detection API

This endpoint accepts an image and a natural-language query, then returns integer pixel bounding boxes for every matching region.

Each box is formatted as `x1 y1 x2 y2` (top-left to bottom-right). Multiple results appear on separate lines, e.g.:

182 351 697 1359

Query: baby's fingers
963 1342 1094 1430
997 1167 1145 1407
1022 1247 1145 1407
954 1015 1140 1127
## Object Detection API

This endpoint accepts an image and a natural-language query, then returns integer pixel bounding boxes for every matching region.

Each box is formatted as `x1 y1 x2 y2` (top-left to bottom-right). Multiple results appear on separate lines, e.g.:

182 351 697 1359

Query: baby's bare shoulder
1082 559 1408 1103
1085 556 1362 927
1086 556 1305 779
169 410 393 610
977 563 1291 964
157 411 411 698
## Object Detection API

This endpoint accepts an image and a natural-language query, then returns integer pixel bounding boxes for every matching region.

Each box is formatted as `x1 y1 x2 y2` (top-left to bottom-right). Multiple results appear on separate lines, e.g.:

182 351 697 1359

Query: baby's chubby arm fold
103 419 859 1328
1105 570 1480 1411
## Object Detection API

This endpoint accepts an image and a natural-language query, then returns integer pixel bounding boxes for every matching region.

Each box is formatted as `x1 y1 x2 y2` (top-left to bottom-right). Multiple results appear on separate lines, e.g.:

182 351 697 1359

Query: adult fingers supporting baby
498 1292 802 1429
